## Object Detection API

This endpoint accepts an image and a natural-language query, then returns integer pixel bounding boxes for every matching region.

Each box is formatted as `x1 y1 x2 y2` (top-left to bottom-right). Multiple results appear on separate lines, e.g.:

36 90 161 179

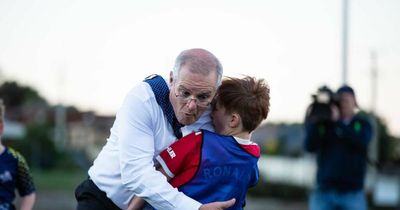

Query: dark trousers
75 178 121 210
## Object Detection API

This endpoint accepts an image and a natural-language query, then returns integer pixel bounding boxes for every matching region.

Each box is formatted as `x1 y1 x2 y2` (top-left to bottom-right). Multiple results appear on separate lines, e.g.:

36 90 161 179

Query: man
0 99 36 210
75 49 235 210
304 85 373 210
128 76 270 210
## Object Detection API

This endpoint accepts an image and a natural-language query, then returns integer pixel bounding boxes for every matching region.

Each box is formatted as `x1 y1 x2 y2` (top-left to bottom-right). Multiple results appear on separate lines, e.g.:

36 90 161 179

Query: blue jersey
157 130 260 210
0 147 35 208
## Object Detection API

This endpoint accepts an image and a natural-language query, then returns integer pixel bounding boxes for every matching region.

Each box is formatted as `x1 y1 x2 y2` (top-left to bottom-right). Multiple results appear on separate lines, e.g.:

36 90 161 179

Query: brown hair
215 76 270 132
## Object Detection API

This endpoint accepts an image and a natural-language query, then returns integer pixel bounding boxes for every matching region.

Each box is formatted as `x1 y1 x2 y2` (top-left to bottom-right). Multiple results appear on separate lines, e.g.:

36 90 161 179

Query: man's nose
186 99 197 110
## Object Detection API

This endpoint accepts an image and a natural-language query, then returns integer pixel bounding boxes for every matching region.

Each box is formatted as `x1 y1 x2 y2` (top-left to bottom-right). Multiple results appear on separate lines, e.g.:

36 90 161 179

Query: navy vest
144 75 183 139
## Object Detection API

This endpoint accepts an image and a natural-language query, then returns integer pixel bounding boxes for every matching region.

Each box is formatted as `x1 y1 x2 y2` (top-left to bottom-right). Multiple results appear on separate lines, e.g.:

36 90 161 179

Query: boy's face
211 102 231 135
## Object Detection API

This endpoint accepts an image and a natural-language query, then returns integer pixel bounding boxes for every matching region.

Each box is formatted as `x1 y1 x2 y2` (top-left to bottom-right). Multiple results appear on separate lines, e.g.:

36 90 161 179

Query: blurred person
0 99 36 210
75 48 235 210
128 76 270 210
304 85 373 210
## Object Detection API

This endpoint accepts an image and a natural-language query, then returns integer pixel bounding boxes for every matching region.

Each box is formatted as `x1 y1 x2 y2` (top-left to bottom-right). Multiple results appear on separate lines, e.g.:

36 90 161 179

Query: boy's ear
230 113 241 128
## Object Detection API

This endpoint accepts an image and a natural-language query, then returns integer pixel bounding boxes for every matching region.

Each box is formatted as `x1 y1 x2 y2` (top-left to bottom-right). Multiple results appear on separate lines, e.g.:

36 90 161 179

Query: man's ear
169 71 174 85
0 122 4 135
230 113 241 128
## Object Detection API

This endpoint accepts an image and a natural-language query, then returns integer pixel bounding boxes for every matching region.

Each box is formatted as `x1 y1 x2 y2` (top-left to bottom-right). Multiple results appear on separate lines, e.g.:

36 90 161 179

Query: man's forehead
177 84 215 93
339 92 355 98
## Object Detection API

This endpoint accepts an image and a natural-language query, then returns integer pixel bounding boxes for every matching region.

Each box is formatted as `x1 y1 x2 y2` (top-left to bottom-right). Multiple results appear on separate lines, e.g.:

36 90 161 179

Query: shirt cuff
175 192 202 210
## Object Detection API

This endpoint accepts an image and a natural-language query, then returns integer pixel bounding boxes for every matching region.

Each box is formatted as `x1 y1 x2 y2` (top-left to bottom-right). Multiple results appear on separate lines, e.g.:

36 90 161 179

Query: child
0 99 36 210
129 76 270 210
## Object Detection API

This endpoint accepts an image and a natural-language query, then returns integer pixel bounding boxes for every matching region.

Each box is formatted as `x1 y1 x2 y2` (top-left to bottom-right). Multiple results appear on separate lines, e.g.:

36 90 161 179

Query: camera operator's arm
304 122 323 152
304 105 338 152
337 117 373 151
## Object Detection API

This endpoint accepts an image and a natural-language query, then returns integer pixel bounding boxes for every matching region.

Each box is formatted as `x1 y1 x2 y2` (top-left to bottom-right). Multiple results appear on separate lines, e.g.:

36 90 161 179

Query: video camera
305 85 339 123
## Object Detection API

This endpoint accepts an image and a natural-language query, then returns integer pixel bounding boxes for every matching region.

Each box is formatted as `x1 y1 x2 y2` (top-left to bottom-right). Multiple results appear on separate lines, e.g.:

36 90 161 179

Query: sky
0 0 399 136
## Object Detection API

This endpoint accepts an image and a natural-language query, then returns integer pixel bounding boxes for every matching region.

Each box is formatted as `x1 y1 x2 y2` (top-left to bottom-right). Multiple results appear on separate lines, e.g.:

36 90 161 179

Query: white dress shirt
88 80 214 210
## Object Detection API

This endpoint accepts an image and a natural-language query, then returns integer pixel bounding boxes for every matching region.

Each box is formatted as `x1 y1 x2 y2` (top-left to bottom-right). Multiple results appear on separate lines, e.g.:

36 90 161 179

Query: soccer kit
0 147 35 210
156 129 260 210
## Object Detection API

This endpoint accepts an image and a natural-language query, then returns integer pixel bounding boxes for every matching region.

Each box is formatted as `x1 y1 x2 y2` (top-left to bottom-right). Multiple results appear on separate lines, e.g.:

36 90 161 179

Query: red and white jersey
156 130 260 209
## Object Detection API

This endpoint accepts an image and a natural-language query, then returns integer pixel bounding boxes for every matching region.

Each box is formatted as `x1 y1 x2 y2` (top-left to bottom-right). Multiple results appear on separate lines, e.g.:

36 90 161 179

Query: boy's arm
12 149 36 210
128 131 202 210
157 166 173 181
127 196 145 210
128 167 172 210
20 193 35 210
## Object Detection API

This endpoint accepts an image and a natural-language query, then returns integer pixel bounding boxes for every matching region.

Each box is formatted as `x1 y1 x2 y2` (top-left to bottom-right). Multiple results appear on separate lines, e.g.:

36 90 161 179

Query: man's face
170 65 218 125
338 92 356 116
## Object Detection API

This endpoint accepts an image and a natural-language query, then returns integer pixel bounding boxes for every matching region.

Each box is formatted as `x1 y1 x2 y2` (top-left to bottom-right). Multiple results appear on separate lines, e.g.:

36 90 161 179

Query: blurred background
0 0 399 209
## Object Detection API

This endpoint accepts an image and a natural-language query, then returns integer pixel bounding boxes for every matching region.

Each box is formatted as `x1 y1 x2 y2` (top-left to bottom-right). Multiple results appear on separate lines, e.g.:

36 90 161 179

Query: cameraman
304 85 373 210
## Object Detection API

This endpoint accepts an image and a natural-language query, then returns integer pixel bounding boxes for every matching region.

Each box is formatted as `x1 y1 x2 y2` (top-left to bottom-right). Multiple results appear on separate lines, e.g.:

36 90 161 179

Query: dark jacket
304 114 373 191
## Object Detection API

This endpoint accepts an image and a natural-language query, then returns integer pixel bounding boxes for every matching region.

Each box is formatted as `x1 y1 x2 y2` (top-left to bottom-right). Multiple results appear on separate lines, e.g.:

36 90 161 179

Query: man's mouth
183 112 194 117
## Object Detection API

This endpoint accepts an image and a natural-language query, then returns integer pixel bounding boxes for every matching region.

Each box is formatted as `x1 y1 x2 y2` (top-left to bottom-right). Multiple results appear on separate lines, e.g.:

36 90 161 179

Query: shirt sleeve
156 131 203 188
304 122 322 152
12 150 35 196
117 86 201 210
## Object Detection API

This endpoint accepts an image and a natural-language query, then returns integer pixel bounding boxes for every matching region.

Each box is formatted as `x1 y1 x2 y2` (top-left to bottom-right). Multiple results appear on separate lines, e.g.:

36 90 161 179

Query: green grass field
26 169 309 210
13 169 87 210
32 169 87 191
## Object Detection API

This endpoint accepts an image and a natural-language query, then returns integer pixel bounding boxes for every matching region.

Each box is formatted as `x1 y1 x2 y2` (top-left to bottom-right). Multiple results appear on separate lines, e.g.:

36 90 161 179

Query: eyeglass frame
173 85 215 108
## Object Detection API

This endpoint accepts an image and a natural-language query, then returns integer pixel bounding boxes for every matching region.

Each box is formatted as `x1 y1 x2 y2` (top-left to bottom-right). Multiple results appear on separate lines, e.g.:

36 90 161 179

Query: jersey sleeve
156 131 203 187
10 149 35 196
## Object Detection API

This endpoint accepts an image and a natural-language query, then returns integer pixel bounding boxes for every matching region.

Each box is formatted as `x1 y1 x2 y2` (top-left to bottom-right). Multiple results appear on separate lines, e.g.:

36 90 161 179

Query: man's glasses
174 86 214 108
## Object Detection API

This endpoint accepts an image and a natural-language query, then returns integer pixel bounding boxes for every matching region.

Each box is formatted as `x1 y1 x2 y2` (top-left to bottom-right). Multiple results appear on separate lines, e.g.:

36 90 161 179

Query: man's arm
304 105 339 152
117 91 200 209
155 167 236 210
118 87 234 210
127 130 235 210
304 122 323 152
127 167 172 210
127 166 235 210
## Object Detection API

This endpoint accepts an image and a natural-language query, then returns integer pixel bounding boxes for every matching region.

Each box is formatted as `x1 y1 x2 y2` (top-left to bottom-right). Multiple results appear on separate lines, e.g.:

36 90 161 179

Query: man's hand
199 198 236 210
